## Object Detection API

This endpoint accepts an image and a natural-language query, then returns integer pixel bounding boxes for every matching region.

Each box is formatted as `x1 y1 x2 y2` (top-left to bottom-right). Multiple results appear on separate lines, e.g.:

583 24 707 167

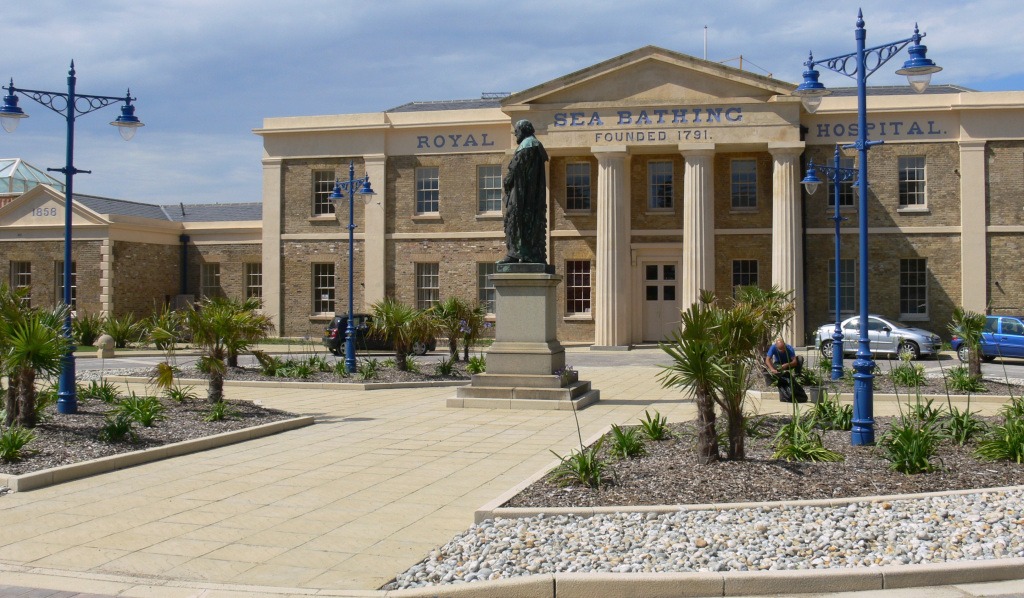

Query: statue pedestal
450 265 600 410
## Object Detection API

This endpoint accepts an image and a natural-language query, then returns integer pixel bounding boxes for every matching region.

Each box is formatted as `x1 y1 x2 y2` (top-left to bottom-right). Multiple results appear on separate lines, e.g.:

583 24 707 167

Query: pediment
503 46 795 107
0 186 109 228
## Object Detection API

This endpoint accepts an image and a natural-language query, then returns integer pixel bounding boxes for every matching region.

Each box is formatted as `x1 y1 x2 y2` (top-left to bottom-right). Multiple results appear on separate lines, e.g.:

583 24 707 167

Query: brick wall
0 240 103 315
111 241 180 318
280 239 364 338
629 154 683 230
713 152 774 230
549 155 598 232
987 142 1024 226
989 233 1024 315
281 157 364 235
188 243 263 301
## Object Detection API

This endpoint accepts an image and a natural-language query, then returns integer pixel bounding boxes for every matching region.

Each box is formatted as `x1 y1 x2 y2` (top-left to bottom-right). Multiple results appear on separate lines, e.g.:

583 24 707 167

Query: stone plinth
450 265 599 410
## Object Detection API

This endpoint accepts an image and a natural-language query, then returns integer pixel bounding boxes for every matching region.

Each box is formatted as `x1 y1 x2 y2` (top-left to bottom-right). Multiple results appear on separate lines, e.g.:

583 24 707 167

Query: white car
814 315 942 360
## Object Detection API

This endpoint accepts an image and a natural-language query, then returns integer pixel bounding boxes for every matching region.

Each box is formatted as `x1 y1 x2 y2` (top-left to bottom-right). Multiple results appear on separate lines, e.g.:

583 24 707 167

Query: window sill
900 313 929 322
565 209 592 216
309 314 334 321
729 208 759 214
308 215 337 223
897 206 930 214
412 213 442 222
563 313 593 322
644 209 675 216
476 212 503 221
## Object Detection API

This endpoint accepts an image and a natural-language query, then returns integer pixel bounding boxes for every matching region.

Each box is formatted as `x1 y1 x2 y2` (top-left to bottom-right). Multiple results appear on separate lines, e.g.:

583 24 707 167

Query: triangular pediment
0 186 109 228
503 46 795 107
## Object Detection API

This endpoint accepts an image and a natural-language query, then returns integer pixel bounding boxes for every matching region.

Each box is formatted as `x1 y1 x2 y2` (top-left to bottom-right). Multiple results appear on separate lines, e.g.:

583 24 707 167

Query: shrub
254 351 283 376
358 358 380 380
744 411 772 439
811 390 853 431
466 355 486 375
549 438 610 488
205 401 240 422
333 361 349 378
103 313 144 349
947 366 987 393
881 415 941 474
0 425 36 462
117 393 166 427
404 355 420 374
609 424 646 459
97 413 137 443
1001 395 1024 422
434 356 456 376
165 385 198 403
638 410 672 441
889 361 926 388
307 354 332 373
944 406 987 446
34 385 59 422
78 379 120 403
976 418 1024 463
73 312 103 346
772 408 843 462
907 398 944 428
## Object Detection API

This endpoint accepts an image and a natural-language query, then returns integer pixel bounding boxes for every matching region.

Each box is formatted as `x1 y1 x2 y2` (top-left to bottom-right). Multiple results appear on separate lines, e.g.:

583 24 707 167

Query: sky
3 0 1024 205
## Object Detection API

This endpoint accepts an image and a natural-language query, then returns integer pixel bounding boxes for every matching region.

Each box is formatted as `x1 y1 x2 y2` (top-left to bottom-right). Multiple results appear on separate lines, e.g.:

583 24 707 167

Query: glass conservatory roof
0 158 65 194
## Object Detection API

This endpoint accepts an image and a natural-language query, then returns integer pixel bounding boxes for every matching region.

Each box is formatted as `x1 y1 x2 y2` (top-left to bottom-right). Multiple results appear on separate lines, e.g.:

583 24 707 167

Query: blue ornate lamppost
793 10 940 445
328 161 375 374
801 145 857 381
0 62 143 415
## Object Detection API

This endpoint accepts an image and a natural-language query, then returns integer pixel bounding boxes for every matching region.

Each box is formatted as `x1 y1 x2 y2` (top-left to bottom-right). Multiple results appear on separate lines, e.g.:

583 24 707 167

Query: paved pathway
0 349 1020 597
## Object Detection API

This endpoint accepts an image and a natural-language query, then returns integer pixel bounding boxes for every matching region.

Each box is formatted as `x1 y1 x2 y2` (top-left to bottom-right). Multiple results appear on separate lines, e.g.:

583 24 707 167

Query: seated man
765 336 806 402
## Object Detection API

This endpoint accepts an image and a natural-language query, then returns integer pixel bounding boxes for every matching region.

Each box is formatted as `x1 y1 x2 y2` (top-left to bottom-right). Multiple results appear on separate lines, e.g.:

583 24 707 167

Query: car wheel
819 340 834 359
957 344 970 363
329 346 341 356
897 341 920 361
412 341 428 356
983 355 996 363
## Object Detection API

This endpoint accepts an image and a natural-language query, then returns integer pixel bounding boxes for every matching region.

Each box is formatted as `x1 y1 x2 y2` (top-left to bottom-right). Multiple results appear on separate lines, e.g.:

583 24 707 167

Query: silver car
814 315 942 360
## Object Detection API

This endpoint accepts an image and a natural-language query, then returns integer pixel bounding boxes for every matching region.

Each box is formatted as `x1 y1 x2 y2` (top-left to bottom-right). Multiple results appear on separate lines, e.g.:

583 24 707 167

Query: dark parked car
322 313 435 356
952 315 1024 363
813 315 941 360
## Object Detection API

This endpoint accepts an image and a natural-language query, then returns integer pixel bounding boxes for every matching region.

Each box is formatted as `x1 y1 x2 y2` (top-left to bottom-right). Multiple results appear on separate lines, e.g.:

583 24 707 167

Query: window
477 165 502 213
245 263 262 300
900 258 928 317
477 262 497 314
416 167 439 214
731 260 758 296
415 263 439 309
647 160 673 210
566 162 591 211
54 261 77 310
312 263 335 314
565 260 591 315
200 263 222 299
828 157 856 208
827 258 855 315
731 159 758 209
312 170 336 216
898 156 926 208
11 261 30 305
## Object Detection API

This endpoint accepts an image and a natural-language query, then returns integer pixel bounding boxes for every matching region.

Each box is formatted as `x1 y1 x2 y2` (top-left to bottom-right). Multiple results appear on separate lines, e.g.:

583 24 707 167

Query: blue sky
4 0 1023 205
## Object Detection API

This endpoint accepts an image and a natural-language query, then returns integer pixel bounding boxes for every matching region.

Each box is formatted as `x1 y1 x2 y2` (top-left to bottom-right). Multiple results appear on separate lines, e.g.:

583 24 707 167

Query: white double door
642 262 681 343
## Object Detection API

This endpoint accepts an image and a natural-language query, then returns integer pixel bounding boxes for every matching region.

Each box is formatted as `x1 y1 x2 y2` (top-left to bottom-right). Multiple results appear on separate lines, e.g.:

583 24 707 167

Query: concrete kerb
2 415 314 492
107 375 469 391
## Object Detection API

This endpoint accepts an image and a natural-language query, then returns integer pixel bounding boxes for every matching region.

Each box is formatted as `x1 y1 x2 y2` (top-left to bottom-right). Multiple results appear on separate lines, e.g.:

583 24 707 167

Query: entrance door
642 263 681 342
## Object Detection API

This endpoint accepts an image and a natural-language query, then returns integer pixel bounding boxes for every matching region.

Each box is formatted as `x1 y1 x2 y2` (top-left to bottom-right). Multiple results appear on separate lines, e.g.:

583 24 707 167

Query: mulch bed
504 414 1024 509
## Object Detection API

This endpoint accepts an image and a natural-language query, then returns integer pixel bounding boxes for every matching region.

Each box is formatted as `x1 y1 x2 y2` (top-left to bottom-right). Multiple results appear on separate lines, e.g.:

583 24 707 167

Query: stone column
363 154 387 309
959 141 987 312
681 143 715 309
260 158 283 334
769 143 805 344
592 146 630 349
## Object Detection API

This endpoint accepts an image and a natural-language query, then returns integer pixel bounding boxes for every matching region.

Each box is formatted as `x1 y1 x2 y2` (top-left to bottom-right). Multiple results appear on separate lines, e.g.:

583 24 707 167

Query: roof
75 195 262 222
0 158 65 194
828 84 975 96
387 98 504 113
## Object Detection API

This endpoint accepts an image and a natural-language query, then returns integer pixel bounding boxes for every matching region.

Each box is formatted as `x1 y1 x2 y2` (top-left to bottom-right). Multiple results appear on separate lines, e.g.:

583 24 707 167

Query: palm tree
659 291 725 464
184 296 271 402
4 305 70 427
429 296 469 360
950 306 986 378
0 282 29 426
370 297 437 371
461 302 488 362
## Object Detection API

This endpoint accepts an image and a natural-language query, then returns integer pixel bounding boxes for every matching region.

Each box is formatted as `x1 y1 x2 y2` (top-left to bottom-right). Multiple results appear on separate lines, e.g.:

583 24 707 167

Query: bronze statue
500 120 549 264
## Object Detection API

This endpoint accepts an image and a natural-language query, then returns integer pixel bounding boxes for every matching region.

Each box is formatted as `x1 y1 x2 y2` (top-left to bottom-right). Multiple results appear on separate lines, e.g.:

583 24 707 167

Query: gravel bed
386 490 1024 588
